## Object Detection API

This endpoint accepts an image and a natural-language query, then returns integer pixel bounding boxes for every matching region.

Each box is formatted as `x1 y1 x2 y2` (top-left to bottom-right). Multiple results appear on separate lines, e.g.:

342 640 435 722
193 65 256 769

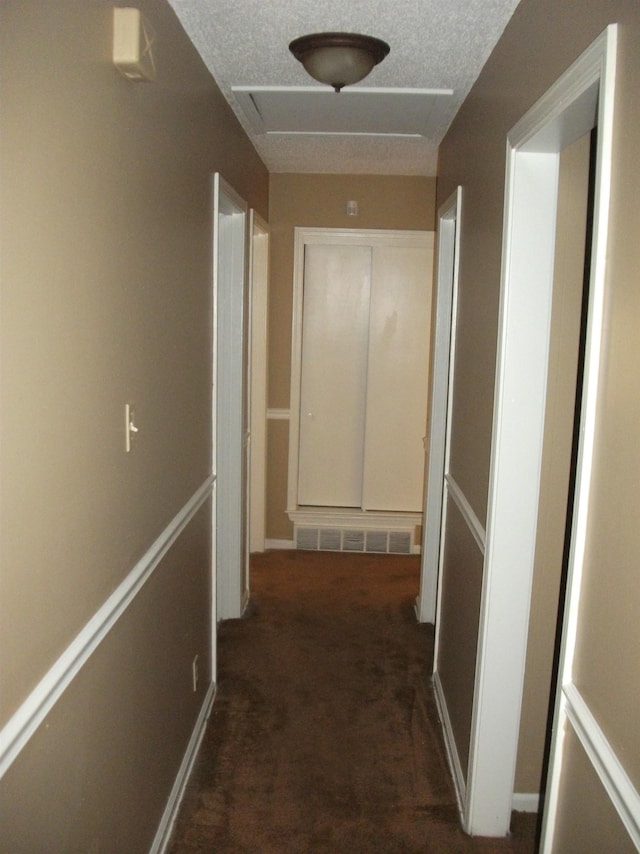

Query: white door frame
465 27 618 836
417 187 462 624
538 29 639 853
213 173 248 622
248 210 269 554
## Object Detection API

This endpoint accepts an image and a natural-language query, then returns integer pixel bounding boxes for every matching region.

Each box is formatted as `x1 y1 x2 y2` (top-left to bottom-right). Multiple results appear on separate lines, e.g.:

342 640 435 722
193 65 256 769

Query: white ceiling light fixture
289 32 390 92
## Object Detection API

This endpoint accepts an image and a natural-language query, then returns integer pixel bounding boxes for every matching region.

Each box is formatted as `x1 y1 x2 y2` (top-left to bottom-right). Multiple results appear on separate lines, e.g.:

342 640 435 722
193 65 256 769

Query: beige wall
5 0 639 847
0 1 267 849
266 174 436 540
436 0 640 835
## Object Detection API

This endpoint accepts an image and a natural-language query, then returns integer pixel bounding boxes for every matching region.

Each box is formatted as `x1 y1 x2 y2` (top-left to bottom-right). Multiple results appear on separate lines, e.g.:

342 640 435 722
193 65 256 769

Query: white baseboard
512 793 539 813
0 476 215 780
288 507 421 529
152 681 216 854
265 538 295 550
433 671 467 817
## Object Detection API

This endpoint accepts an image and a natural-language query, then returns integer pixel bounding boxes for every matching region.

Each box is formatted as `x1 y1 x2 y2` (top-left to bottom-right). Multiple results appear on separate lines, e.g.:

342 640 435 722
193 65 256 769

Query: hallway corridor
168 550 537 853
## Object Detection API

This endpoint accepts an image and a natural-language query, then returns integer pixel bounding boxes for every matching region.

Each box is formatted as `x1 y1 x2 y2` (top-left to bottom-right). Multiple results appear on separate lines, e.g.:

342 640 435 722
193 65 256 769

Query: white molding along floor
265 539 295 550
151 682 216 854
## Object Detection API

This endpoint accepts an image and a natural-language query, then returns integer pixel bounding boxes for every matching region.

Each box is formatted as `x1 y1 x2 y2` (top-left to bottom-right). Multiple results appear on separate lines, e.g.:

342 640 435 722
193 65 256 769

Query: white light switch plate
125 403 138 453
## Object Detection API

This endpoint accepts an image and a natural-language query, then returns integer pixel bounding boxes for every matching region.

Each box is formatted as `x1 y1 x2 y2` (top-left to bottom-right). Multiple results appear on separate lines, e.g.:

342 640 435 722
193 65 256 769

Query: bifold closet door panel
362 239 434 511
297 243 372 507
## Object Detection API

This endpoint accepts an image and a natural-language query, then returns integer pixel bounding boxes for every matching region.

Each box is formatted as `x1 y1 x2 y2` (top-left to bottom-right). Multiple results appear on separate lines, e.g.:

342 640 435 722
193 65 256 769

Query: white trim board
151 682 216 854
512 793 540 814
0 476 215 780
289 508 421 530
418 187 462 625
265 539 295 550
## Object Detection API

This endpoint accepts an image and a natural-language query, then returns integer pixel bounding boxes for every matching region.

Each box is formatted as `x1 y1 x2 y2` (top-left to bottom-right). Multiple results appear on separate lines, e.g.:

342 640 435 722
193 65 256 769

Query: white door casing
418 187 462 624
463 27 625 840
536 27 640 852
248 211 269 553
288 228 433 523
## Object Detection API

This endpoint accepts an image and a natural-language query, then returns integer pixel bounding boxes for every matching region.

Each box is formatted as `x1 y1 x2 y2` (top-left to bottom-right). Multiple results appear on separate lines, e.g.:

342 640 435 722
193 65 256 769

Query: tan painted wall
0 504 213 851
0 0 267 849
436 0 640 832
266 174 435 540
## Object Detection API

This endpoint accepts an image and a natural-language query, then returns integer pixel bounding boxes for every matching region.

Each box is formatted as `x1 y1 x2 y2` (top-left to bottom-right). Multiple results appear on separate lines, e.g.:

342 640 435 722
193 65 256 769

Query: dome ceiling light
288 32 390 93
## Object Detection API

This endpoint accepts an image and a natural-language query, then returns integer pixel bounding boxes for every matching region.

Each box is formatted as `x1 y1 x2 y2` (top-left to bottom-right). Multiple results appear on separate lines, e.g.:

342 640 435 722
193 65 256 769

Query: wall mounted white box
113 7 156 81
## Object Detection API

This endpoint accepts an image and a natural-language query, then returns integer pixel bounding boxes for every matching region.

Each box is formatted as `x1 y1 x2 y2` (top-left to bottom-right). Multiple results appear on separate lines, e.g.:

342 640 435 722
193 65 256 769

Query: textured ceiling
167 0 521 176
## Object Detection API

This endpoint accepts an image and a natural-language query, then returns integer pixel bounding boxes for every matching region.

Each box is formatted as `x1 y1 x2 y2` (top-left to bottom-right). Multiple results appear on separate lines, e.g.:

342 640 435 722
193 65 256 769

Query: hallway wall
0 1 268 850
266 174 436 542
436 0 640 837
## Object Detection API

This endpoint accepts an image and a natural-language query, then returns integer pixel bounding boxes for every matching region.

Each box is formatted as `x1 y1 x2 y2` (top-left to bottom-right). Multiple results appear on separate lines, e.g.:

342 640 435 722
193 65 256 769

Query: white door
297 242 372 507
213 174 248 621
362 240 433 511
292 229 433 516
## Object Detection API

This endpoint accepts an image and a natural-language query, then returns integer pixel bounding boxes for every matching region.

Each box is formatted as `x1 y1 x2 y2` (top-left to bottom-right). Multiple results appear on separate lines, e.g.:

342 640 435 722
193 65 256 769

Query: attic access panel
232 86 454 138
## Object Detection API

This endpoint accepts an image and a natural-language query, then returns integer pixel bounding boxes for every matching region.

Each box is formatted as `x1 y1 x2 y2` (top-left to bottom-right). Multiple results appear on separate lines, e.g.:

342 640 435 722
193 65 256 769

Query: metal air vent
294 525 414 554
389 531 412 554
296 527 319 550
319 528 341 550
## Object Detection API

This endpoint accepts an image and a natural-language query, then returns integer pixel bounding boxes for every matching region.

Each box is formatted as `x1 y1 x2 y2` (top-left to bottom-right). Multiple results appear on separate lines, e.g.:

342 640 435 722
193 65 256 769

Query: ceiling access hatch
231 86 454 138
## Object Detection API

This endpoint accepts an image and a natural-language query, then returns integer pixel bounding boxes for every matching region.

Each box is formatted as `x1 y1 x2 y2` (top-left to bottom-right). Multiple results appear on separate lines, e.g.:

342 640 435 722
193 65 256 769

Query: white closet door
362 239 434 511
298 243 372 506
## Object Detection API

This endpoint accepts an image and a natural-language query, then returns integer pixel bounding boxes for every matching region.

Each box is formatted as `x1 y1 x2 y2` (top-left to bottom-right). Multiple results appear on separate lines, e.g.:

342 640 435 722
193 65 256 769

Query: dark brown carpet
169 550 537 853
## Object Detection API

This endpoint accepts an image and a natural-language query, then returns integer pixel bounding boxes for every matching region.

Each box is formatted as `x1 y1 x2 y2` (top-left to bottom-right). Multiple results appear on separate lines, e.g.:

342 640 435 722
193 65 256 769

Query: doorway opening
417 27 618 839
468 28 616 838
286 227 434 557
